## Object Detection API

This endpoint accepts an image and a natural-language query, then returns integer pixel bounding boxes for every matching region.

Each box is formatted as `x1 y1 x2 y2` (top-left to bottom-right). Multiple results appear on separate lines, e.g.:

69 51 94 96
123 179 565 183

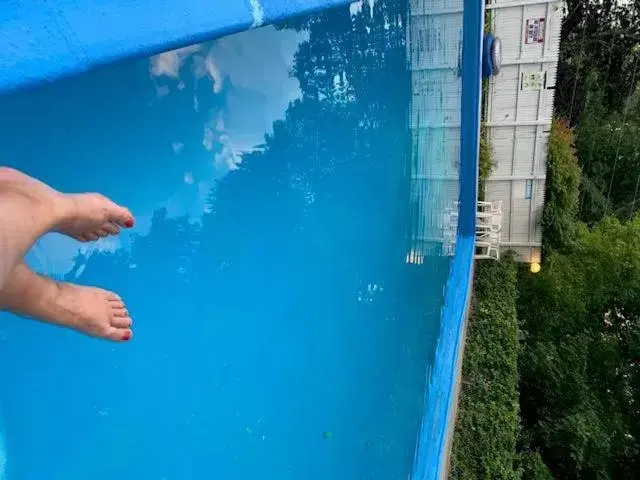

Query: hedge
449 259 521 480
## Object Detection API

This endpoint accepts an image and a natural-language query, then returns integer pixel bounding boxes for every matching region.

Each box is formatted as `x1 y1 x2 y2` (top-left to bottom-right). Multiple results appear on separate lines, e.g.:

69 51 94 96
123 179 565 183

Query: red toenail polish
122 331 131 341
124 218 134 228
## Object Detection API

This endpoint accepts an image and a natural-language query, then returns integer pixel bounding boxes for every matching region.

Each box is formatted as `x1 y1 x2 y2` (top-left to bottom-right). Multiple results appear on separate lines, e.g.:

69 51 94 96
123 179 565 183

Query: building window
525 179 533 199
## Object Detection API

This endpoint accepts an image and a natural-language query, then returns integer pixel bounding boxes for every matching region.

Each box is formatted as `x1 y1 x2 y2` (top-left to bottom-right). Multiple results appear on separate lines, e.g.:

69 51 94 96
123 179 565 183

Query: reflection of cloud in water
214 139 242 173
81 237 121 255
155 85 170 98
249 0 265 28
30 24 309 279
18 25 308 280
202 126 214 151
350 0 376 18
150 26 308 182
204 54 224 93
149 25 308 162
198 181 213 214
150 44 202 79
172 142 184 154
25 233 123 279
202 124 243 174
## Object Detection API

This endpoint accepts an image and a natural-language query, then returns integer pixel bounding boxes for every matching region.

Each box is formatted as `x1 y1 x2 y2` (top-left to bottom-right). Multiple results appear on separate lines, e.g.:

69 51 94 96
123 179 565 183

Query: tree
556 0 640 124
518 217 640 479
573 76 640 224
541 120 581 254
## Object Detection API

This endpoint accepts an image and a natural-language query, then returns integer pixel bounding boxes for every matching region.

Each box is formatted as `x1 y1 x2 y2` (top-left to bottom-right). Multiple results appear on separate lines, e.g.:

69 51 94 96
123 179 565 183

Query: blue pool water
0 1 467 478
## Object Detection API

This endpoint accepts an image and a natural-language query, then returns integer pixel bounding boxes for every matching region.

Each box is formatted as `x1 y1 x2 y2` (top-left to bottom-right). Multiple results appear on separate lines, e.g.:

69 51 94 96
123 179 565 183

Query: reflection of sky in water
0 1 458 479
150 26 308 172
6 25 308 277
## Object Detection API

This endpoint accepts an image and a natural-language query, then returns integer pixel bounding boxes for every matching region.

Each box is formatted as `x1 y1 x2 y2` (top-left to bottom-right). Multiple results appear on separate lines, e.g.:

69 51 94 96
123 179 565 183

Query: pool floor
0 1 456 478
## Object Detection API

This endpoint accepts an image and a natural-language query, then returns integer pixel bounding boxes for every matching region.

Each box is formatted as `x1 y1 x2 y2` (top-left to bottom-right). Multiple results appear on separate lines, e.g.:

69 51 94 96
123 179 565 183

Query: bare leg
0 167 134 291
0 262 132 342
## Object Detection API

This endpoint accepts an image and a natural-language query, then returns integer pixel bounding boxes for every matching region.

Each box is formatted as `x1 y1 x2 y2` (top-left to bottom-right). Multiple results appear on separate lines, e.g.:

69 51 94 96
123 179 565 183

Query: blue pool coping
0 0 349 94
0 1 482 478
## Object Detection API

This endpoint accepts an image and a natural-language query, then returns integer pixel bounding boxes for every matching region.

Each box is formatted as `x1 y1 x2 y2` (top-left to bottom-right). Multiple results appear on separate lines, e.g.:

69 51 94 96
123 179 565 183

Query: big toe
115 208 134 228
106 327 133 342
103 199 134 228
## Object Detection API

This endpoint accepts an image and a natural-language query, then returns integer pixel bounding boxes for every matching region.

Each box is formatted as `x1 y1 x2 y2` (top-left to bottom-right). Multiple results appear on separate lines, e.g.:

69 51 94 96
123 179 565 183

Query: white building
484 0 564 263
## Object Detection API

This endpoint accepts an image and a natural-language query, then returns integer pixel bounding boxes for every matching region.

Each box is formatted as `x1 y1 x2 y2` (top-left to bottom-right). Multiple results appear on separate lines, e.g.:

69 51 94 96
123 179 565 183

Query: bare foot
0 167 134 242
52 283 133 341
0 263 132 342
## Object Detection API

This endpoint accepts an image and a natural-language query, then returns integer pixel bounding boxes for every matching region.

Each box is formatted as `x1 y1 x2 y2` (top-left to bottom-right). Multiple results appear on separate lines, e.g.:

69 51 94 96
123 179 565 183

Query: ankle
50 195 78 234
39 279 76 326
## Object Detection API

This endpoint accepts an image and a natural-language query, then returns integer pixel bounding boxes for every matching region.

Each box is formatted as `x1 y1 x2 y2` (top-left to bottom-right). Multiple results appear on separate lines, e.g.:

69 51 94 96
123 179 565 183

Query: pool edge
410 0 483 477
0 0 353 95
437 0 484 475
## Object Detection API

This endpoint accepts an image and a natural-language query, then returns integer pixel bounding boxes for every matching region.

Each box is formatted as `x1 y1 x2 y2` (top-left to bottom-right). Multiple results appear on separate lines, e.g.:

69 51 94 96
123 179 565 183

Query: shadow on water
0 1 453 479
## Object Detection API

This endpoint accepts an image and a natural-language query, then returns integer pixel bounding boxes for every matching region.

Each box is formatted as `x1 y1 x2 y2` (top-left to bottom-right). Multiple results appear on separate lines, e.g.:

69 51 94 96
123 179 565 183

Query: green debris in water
322 431 333 440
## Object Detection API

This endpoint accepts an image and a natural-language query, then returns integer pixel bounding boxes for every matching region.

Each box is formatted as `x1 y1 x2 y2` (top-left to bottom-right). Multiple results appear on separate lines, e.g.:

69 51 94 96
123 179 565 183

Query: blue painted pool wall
437 0 483 475
0 0 352 94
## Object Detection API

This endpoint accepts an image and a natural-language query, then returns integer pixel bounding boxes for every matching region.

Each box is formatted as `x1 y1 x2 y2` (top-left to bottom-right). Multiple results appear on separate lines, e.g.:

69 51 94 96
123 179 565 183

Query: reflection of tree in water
77 0 416 303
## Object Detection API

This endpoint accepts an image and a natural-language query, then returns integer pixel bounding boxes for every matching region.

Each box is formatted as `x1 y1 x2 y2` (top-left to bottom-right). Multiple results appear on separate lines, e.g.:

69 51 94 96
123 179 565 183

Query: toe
103 222 120 235
107 292 122 302
112 315 132 329
109 299 125 309
112 307 129 318
107 327 132 342
85 232 99 241
90 193 133 229
113 207 134 229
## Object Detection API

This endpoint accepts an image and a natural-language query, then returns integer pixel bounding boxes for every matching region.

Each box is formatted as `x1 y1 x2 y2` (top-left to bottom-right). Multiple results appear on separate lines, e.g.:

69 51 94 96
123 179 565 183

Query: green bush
450 259 521 480
518 451 554 480
541 119 581 256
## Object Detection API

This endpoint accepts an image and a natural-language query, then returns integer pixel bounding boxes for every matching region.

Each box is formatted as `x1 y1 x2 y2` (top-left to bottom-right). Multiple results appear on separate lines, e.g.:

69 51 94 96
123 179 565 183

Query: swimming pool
0 0 481 478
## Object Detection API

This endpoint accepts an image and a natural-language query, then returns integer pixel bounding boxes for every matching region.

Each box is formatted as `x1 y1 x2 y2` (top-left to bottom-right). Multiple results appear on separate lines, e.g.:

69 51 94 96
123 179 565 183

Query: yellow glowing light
530 262 541 274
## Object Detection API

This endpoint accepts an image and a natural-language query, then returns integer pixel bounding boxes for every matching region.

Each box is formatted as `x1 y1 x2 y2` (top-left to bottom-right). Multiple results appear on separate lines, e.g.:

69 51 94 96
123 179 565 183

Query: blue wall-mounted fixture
483 33 502 78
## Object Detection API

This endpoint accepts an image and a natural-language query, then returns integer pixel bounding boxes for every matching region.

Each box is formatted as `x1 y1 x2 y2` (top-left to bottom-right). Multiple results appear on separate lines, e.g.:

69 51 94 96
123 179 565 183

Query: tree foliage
517 451 554 480
518 217 640 479
541 120 581 254
575 78 640 223
558 0 640 222
556 0 640 124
